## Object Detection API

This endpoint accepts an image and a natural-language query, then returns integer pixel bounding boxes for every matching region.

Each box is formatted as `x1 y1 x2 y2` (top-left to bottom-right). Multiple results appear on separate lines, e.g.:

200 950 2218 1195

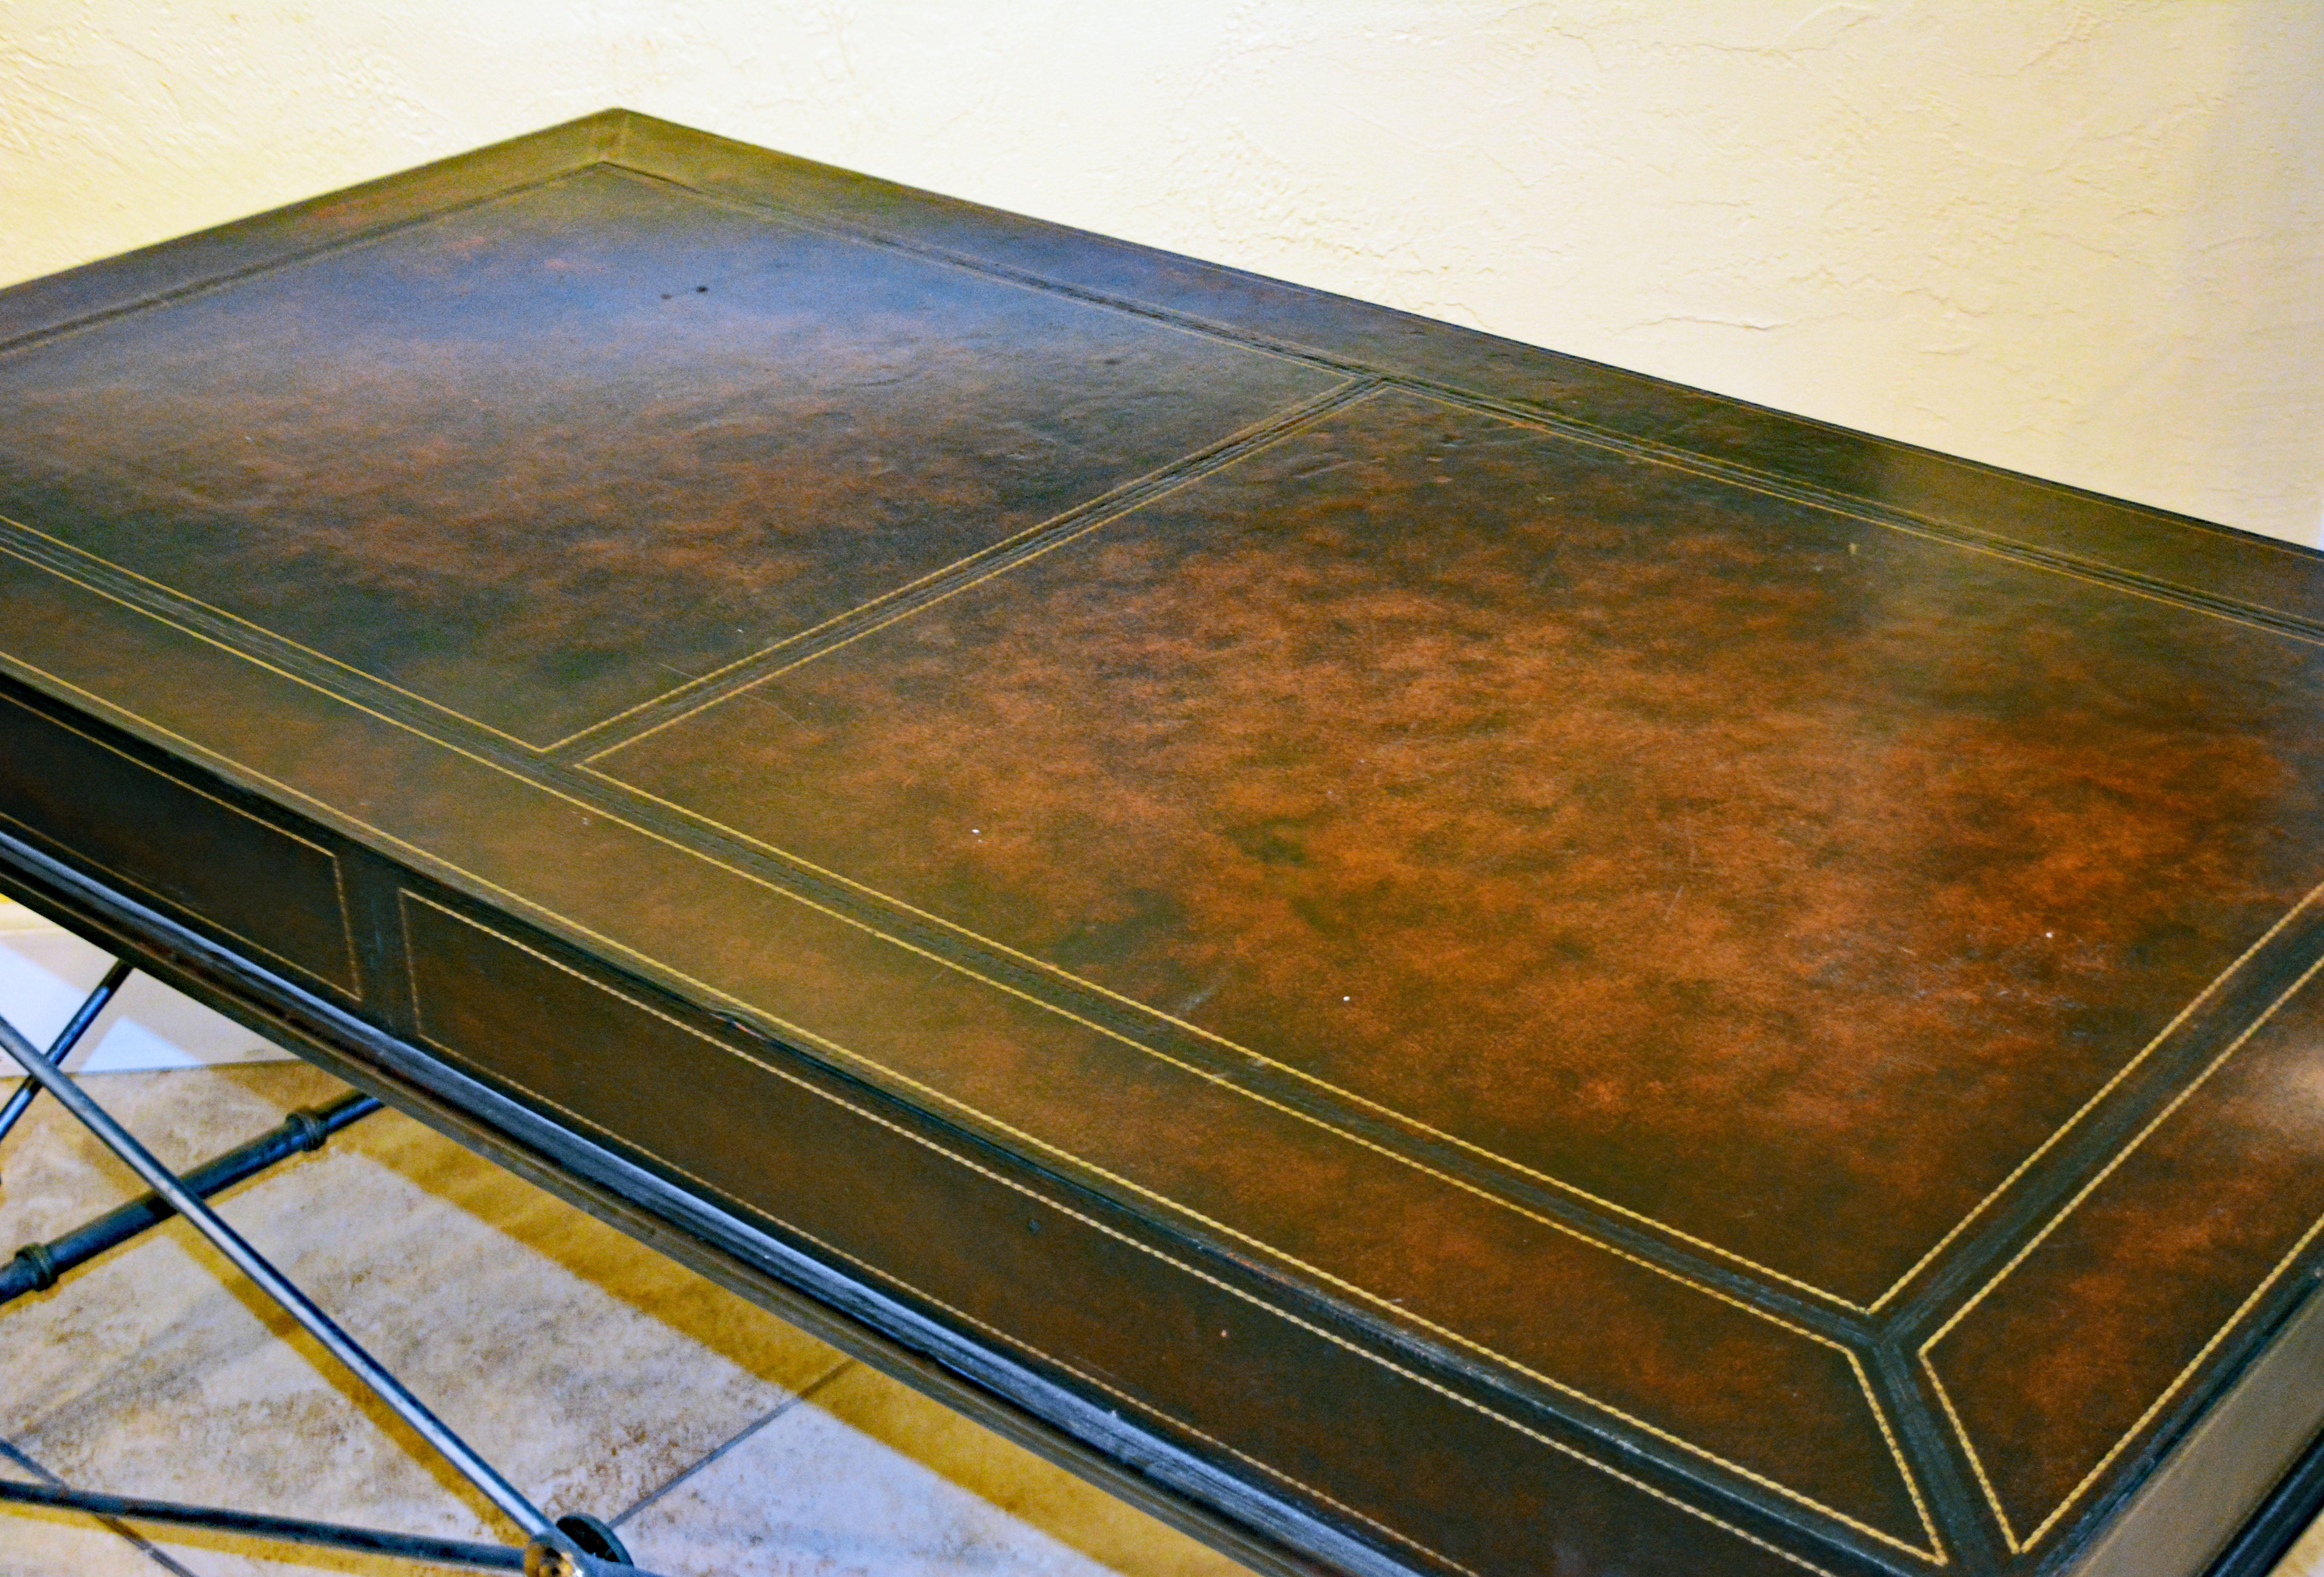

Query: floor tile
0 902 114 1046
618 1361 1247 1577
1 1033 1253 1577
68 974 296 1076
0 898 48 933
0 1063 347 1252
0 1501 175 1577
333 1101 844 1406
796 1365 1249 1577
0 1436 197 1577
0 1064 840 1576
0 905 290 1073
2278 1510 2324 1577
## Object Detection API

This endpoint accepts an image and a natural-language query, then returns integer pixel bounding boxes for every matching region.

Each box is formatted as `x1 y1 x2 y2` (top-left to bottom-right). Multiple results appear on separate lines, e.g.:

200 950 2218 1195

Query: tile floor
0 986 1248 1575
0 913 2320 1577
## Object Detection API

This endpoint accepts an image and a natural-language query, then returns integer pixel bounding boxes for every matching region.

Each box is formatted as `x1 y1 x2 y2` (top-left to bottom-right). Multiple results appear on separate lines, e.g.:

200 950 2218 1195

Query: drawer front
0 691 358 998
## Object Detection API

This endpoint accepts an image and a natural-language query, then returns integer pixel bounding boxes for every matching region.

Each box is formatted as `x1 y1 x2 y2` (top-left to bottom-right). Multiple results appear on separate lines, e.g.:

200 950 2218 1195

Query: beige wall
2 1 2317 543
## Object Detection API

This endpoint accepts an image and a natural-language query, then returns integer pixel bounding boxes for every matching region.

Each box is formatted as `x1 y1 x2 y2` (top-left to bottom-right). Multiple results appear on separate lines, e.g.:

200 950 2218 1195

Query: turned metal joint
552 1512 632 1568
524 1513 635 1575
8 1241 56 1293
283 1105 331 1153
0 1089 382 1312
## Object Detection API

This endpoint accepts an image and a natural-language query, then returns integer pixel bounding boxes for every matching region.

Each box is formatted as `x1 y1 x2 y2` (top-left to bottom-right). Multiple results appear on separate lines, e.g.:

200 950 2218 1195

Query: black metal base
3 1091 379 1305
0 1480 641 1573
555 1513 633 1566
0 1477 531 1571
0 945 642 1575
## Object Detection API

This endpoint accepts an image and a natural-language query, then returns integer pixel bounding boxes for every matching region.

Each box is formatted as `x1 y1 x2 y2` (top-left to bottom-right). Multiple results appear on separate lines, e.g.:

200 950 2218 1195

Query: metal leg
0 1001 646 1575
0 1439 202 1577
0 956 132 1147
0 1477 528 1571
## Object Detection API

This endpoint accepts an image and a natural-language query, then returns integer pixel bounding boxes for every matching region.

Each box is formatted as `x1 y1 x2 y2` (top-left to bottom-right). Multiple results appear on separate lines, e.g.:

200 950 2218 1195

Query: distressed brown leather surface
4 111 2322 1577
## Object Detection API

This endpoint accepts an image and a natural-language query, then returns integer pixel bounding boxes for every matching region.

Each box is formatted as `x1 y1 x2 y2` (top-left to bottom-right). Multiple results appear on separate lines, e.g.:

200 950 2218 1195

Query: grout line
607 1355 858 1530
794 1357 858 1404
0 1435 207 1577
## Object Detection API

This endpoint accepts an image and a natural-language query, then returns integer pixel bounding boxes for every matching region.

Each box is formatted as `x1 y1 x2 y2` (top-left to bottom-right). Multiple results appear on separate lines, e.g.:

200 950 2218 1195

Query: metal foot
556 1512 635 1565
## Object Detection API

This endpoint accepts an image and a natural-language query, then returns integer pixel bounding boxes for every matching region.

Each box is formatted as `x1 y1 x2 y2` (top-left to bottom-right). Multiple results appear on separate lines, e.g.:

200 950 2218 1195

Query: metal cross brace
0 956 131 1146
0 966 650 1576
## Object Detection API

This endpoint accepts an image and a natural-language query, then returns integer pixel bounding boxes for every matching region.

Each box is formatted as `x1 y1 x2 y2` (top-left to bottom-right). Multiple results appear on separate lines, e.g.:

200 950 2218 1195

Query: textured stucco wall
1 1 2318 542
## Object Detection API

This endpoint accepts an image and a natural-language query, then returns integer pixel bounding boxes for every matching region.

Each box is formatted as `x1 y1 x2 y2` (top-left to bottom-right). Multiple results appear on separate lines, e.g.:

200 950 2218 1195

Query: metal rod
0 1008 555 1542
0 1437 204 1577
0 957 133 1146
0 1476 526 1571
2 1091 382 1306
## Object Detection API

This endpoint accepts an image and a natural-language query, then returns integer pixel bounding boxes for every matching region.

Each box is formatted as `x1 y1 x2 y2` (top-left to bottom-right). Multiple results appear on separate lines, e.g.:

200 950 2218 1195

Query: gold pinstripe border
2 137 2311 1565
4 384 2305 1327
1921 950 2324 1552
2 364 2315 1522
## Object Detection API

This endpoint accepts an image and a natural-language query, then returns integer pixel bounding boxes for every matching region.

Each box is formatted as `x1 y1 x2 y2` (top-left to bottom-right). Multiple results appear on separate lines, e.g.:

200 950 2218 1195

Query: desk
3 110 2321 1577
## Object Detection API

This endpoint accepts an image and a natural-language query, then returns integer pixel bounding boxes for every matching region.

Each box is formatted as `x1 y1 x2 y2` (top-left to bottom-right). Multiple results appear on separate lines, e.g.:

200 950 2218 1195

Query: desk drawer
0 691 358 998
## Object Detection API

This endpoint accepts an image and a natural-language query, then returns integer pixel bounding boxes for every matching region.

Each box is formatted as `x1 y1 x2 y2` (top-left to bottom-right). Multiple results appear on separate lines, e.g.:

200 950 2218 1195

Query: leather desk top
4 111 2323 1577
